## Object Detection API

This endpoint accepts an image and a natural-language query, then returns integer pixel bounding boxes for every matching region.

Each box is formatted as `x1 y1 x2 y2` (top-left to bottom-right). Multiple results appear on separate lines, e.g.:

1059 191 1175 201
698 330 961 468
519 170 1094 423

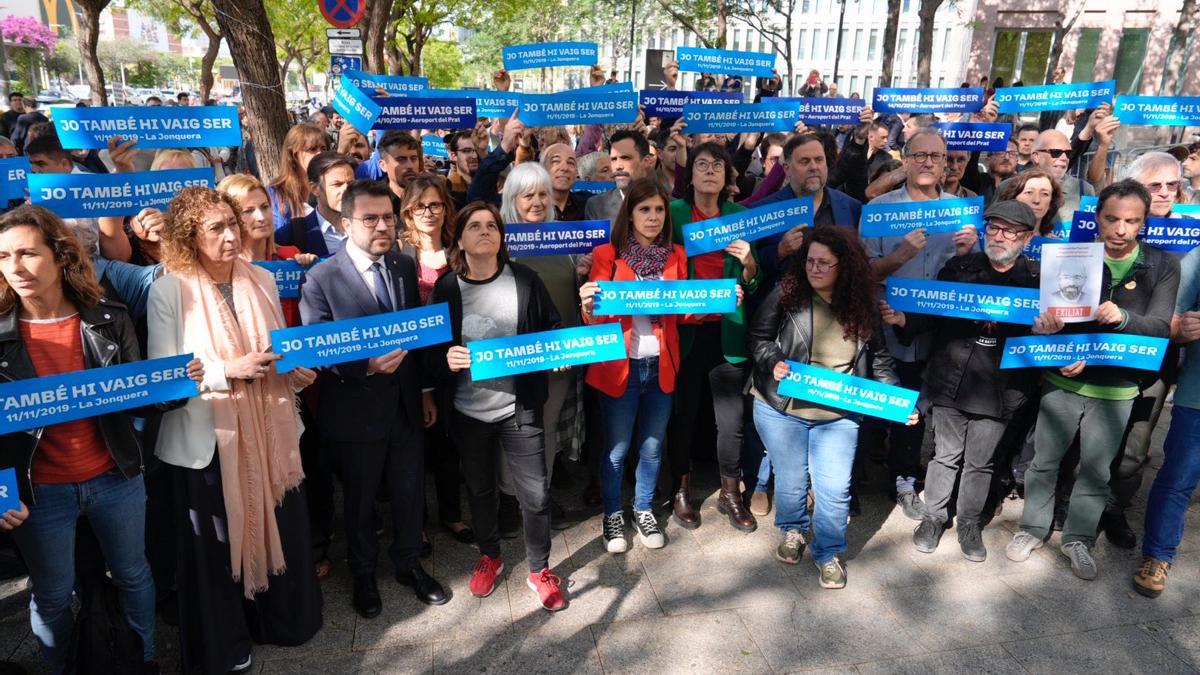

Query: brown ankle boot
717 475 757 532
672 474 700 529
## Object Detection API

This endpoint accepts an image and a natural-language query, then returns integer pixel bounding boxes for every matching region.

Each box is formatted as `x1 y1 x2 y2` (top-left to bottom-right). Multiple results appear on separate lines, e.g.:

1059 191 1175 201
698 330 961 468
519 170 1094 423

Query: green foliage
44 40 80 80
423 39 463 87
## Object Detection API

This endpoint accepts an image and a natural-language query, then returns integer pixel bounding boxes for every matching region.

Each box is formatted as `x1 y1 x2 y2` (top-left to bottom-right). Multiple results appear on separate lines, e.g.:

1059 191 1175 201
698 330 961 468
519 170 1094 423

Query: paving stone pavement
3 407 1200 674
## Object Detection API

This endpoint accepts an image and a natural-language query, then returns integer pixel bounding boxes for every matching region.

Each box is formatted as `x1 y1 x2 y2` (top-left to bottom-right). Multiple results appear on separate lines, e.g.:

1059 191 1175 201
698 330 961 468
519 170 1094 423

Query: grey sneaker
633 510 665 549
1062 541 1098 580
897 492 924 521
603 512 628 554
815 556 846 589
776 530 806 565
1005 531 1044 562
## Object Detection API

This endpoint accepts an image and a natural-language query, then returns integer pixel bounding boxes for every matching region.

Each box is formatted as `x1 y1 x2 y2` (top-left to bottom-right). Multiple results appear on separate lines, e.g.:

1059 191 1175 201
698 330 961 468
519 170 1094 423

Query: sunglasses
1036 148 1070 158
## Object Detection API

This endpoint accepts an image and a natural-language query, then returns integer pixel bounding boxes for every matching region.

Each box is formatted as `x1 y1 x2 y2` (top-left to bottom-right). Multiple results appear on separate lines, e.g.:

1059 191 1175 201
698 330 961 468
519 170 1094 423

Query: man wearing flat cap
879 200 1044 563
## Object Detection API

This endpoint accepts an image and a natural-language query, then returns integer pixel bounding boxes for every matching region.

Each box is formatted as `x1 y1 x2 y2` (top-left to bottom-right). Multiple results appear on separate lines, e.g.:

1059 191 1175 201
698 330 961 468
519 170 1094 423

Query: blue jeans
600 358 673 515
1143 405 1200 564
12 470 155 672
753 399 859 563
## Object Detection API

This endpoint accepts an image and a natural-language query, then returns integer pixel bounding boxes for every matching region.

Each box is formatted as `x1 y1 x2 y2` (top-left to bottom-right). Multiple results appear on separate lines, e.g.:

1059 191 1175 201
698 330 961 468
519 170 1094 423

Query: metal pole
628 0 637 84
832 0 847 85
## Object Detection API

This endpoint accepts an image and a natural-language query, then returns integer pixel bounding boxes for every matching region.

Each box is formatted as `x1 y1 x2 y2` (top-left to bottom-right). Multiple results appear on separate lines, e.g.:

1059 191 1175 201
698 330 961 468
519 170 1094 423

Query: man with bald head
541 143 588 221
1033 129 1094 223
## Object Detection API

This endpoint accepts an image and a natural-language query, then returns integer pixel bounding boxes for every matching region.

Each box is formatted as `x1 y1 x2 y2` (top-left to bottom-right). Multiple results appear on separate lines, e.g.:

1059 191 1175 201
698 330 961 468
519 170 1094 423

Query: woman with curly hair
747 226 911 589
267 123 330 230
997 168 1064 236
149 187 322 673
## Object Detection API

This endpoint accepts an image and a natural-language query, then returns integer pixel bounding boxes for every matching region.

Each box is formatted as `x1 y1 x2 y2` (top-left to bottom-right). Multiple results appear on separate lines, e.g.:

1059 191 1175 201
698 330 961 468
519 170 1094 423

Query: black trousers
922 406 1008 524
325 410 425 578
451 407 552 572
669 322 752 479
1108 377 1170 514
888 359 926 487
298 404 334 561
424 416 463 524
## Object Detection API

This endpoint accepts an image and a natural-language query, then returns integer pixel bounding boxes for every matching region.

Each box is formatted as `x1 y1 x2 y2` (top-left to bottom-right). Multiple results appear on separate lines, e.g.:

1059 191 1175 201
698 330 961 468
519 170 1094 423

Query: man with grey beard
879 200 1044 563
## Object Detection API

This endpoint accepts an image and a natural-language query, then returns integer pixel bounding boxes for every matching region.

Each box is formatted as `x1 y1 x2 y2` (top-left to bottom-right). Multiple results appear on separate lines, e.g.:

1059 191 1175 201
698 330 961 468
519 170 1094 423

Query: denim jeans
600 358 673 515
1143 405 1200 564
12 470 155 672
753 400 859 564
922 406 1008 524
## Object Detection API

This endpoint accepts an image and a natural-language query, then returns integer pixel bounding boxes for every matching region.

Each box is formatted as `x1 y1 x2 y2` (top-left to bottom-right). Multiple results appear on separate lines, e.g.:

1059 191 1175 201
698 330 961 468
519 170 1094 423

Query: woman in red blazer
580 178 696 556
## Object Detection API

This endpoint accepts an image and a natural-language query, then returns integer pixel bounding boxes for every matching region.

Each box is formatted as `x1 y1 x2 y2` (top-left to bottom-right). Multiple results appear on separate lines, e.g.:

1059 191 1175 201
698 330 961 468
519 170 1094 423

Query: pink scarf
178 258 304 597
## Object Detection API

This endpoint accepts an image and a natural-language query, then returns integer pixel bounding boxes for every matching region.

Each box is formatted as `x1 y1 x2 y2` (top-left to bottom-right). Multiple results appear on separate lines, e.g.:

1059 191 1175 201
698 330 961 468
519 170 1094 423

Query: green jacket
670 198 761 363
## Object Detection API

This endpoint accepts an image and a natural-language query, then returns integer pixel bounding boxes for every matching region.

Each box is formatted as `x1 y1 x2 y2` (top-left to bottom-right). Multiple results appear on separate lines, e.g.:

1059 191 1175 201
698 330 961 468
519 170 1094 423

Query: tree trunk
385 20 402 74
1043 0 1086 85
298 63 310 102
915 0 942 87
363 0 397 74
199 31 221 102
879 0 902 87
209 0 290 182
74 0 110 106
716 0 728 47
1161 0 1198 95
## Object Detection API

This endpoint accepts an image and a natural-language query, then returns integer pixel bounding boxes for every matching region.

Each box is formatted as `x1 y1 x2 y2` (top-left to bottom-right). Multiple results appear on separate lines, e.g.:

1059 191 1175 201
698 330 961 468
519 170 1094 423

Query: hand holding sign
1094 301 1124 326
493 70 512 91
1179 311 1200 342
227 350 282 381
186 358 205 384
1095 115 1121 145
1031 311 1065 335
952 226 978 256
878 300 906 328
1060 360 1086 378
500 110 525 153
772 360 790 381
107 135 139 173
579 281 599 316
289 366 317 389
0 501 28 532
447 345 472 372
367 348 408 375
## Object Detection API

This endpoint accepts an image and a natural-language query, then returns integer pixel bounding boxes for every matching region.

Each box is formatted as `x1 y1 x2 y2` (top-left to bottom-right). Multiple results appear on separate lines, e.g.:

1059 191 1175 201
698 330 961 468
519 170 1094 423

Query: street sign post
319 0 366 28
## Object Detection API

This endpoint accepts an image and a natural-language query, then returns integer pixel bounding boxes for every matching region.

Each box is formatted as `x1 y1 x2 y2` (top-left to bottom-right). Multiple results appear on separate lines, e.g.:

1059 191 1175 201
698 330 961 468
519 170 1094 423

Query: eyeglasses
805 258 838 272
1144 180 1180 194
992 151 1018 159
454 146 478 156
905 152 945 164
1036 148 1070 158
985 223 1030 241
410 202 446 215
351 213 398 228
694 159 726 174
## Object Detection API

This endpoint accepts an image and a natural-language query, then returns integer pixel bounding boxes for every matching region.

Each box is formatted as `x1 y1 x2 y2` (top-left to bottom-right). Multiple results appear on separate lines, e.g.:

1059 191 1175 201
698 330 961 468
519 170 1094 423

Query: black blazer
298 246 424 443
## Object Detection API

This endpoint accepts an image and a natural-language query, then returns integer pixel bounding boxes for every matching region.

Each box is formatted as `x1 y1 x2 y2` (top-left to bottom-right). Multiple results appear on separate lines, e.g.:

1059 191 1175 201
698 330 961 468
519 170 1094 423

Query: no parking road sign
320 0 365 28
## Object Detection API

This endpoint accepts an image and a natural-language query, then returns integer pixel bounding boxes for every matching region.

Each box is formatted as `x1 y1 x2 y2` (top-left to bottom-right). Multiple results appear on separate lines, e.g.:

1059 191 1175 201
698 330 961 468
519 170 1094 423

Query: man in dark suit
583 129 656 224
755 132 863 283
298 180 446 618
276 151 356 257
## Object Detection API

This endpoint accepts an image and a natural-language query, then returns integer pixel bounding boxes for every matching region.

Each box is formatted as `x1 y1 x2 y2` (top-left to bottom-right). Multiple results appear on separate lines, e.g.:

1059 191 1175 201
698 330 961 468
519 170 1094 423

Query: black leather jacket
747 284 899 412
0 298 145 503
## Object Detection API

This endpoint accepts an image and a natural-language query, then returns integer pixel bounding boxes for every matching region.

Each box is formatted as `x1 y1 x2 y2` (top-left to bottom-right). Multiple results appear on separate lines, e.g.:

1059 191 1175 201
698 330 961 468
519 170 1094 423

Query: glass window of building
1113 28 1149 93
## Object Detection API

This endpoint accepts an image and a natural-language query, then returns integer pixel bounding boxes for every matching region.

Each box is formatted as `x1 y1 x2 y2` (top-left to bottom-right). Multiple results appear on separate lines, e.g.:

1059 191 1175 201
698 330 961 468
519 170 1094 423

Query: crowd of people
0 60 1199 674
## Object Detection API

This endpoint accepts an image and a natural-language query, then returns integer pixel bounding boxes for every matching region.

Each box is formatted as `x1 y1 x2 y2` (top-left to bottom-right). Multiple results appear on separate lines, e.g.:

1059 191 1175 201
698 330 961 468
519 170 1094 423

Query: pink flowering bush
1 16 58 55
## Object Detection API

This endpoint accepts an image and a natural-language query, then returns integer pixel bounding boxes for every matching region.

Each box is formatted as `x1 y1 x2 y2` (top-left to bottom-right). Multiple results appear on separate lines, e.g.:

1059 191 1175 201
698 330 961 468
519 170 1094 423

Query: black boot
912 517 945 554
1100 511 1137 549
957 520 987 562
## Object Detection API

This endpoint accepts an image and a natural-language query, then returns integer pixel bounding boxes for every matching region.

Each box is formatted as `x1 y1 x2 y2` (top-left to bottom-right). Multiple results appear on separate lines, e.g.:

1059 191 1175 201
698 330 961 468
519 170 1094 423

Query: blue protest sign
1081 195 1098 213
872 87 985 114
1139 217 1200 253
675 46 775 78
860 196 983 238
418 89 521 118
794 97 865 125
469 323 626 381
332 75 381 134
1000 333 1169 371
1068 210 1098 243
374 97 476 130
503 41 599 70
421 134 448 158
52 106 241 150
594 279 738 316
0 157 29 202
933 122 1011 152
885 277 1039 325
252 259 322 299
28 168 213 218
1175 204 1200 217
1114 96 1200 127
681 101 799 134
1024 235 1057 261
0 467 17 513
505 220 611 257
518 91 638 126
993 81 1116 114
682 198 813 257
572 181 616 195
0 354 198 435
777 361 918 423
273 303 452 373
575 82 635 94
343 69 428 96
639 90 743 117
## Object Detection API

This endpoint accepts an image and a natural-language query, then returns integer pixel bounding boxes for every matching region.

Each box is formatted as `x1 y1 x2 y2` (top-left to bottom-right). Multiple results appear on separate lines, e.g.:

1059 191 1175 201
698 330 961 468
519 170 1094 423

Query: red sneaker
527 568 566 611
470 555 504 597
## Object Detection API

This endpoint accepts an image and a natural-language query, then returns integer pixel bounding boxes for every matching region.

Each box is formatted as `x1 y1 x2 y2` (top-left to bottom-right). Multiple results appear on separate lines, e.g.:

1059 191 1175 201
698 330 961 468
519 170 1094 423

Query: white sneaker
633 510 665 549
1005 531 1044 562
603 512 628 553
